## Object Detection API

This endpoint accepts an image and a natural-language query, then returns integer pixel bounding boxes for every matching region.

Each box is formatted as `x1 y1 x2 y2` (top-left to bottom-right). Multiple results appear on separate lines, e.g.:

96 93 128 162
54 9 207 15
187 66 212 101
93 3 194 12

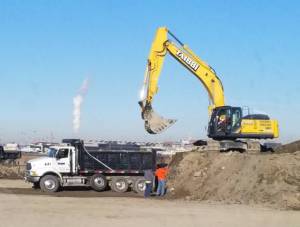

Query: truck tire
111 177 129 193
133 177 146 194
40 175 60 193
33 182 40 190
90 174 107 192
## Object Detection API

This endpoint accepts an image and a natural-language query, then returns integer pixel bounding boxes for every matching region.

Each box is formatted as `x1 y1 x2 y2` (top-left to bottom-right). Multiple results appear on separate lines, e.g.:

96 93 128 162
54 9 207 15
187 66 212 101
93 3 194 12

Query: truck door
55 148 70 173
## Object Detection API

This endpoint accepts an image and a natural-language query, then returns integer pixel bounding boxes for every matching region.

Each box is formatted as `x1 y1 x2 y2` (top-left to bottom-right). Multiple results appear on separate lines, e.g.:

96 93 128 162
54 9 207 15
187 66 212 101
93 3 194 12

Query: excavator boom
139 27 225 134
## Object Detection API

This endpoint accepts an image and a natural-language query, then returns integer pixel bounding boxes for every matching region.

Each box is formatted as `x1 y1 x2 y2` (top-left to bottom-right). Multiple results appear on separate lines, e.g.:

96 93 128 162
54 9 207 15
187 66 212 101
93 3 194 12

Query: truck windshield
48 148 58 157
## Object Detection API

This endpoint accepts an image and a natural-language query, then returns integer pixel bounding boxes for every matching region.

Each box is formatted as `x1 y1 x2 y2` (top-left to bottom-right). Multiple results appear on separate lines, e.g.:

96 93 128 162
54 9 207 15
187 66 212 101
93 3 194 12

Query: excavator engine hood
139 102 176 134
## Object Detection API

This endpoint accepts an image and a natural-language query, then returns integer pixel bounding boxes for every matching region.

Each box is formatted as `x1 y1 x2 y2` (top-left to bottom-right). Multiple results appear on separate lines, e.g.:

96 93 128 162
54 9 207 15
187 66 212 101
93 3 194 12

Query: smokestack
73 78 89 133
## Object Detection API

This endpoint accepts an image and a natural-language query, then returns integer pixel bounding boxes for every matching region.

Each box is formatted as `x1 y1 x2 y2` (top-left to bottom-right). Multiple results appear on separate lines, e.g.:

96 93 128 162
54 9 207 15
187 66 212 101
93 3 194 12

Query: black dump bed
80 150 156 172
62 139 156 174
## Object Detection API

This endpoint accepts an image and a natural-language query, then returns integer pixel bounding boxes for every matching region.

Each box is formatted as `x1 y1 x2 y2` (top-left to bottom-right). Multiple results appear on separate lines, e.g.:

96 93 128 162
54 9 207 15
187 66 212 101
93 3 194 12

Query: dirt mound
167 151 300 210
0 165 24 179
0 153 44 179
275 140 300 153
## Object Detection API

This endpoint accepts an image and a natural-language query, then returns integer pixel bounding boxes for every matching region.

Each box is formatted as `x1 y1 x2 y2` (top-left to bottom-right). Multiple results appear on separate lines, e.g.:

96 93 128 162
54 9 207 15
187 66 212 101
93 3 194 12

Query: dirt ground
0 179 299 227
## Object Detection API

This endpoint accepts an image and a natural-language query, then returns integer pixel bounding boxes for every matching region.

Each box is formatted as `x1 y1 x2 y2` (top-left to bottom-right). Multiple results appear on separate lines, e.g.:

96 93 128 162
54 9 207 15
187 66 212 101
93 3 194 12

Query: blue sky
0 0 299 143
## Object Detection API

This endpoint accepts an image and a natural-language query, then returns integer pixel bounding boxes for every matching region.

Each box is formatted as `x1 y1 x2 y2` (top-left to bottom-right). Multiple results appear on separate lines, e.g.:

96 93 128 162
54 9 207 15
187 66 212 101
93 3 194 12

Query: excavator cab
208 106 277 140
208 106 243 140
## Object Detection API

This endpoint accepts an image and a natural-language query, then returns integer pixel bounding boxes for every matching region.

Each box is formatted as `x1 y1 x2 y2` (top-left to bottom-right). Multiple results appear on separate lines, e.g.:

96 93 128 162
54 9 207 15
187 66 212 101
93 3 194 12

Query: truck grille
26 163 32 170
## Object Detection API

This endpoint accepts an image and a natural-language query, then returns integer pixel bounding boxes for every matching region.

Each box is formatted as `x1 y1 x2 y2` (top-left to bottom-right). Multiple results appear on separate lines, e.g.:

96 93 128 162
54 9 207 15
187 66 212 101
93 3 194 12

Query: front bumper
24 171 40 183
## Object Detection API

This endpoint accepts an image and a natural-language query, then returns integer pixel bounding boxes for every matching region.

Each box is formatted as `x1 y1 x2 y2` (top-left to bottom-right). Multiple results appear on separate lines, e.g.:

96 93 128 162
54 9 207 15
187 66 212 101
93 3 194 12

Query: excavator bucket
140 103 177 134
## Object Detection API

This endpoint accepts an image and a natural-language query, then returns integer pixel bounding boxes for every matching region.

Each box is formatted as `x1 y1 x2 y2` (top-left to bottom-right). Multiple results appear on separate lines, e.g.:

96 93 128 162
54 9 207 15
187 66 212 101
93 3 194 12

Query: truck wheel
133 177 146 194
90 174 107 192
40 175 60 192
32 182 40 190
111 177 129 193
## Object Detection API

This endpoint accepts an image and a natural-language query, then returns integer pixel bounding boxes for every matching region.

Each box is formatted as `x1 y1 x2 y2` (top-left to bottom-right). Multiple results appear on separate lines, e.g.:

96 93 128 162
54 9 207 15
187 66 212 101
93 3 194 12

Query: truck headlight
30 171 38 176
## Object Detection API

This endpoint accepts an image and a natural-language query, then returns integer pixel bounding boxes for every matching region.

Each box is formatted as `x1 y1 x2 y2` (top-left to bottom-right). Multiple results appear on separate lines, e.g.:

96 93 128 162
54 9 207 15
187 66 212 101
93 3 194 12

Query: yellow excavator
139 27 279 152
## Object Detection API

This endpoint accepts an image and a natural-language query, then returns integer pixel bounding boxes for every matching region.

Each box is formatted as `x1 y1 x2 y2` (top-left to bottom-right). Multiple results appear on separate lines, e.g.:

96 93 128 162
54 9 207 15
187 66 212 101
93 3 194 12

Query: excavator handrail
167 30 184 46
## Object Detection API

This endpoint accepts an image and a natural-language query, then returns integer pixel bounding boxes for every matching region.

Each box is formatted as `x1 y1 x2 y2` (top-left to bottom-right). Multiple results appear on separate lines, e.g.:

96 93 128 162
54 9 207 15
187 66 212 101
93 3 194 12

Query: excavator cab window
216 109 229 133
208 106 242 139
231 108 242 132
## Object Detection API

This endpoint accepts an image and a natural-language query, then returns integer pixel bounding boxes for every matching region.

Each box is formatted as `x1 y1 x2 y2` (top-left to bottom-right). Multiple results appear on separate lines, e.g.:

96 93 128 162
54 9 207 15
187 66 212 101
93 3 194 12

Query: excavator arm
139 27 225 134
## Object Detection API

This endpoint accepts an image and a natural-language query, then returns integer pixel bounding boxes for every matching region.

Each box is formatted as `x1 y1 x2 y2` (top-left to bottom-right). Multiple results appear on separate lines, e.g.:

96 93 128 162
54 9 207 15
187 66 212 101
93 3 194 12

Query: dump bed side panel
79 150 156 173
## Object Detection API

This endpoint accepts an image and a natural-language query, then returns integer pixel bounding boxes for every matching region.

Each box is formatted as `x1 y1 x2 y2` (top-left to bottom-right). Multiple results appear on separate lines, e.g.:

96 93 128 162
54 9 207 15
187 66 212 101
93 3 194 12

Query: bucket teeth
142 105 176 134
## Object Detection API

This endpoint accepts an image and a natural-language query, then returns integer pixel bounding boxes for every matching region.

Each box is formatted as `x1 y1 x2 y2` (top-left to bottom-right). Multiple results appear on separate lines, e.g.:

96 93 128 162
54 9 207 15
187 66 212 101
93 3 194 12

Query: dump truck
0 145 21 161
25 139 156 193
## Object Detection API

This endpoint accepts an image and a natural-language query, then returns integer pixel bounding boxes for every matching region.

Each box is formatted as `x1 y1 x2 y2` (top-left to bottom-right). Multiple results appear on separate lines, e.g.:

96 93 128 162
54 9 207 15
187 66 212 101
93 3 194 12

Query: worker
144 169 154 198
217 114 227 132
155 164 168 196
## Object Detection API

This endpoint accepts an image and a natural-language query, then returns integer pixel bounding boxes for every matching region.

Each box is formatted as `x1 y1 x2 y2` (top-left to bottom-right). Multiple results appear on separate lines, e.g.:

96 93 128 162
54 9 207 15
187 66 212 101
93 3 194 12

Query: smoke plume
73 78 89 133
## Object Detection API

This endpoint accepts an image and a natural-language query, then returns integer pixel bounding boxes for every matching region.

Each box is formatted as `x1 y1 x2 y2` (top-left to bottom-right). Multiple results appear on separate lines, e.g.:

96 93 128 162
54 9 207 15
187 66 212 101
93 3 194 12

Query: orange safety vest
155 167 168 181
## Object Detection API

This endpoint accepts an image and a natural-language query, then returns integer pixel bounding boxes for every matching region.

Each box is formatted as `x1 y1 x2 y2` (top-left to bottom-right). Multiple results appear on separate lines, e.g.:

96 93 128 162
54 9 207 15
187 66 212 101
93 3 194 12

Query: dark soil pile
167 150 300 210
275 140 300 153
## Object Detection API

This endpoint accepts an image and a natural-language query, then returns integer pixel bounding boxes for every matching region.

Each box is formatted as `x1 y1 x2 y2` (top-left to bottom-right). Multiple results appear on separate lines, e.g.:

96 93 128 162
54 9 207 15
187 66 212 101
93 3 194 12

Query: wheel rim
44 179 56 190
115 180 126 190
94 177 105 187
137 181 145 192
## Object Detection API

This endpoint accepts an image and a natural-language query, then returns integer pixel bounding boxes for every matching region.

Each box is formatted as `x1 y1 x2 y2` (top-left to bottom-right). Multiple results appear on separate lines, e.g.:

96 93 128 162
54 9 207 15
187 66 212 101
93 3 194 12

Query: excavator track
194 140 262 154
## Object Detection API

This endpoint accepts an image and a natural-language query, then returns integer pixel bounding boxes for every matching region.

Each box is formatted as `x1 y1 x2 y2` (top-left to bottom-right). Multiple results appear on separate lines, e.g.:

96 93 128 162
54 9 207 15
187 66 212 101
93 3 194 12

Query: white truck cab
25 144 77 192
